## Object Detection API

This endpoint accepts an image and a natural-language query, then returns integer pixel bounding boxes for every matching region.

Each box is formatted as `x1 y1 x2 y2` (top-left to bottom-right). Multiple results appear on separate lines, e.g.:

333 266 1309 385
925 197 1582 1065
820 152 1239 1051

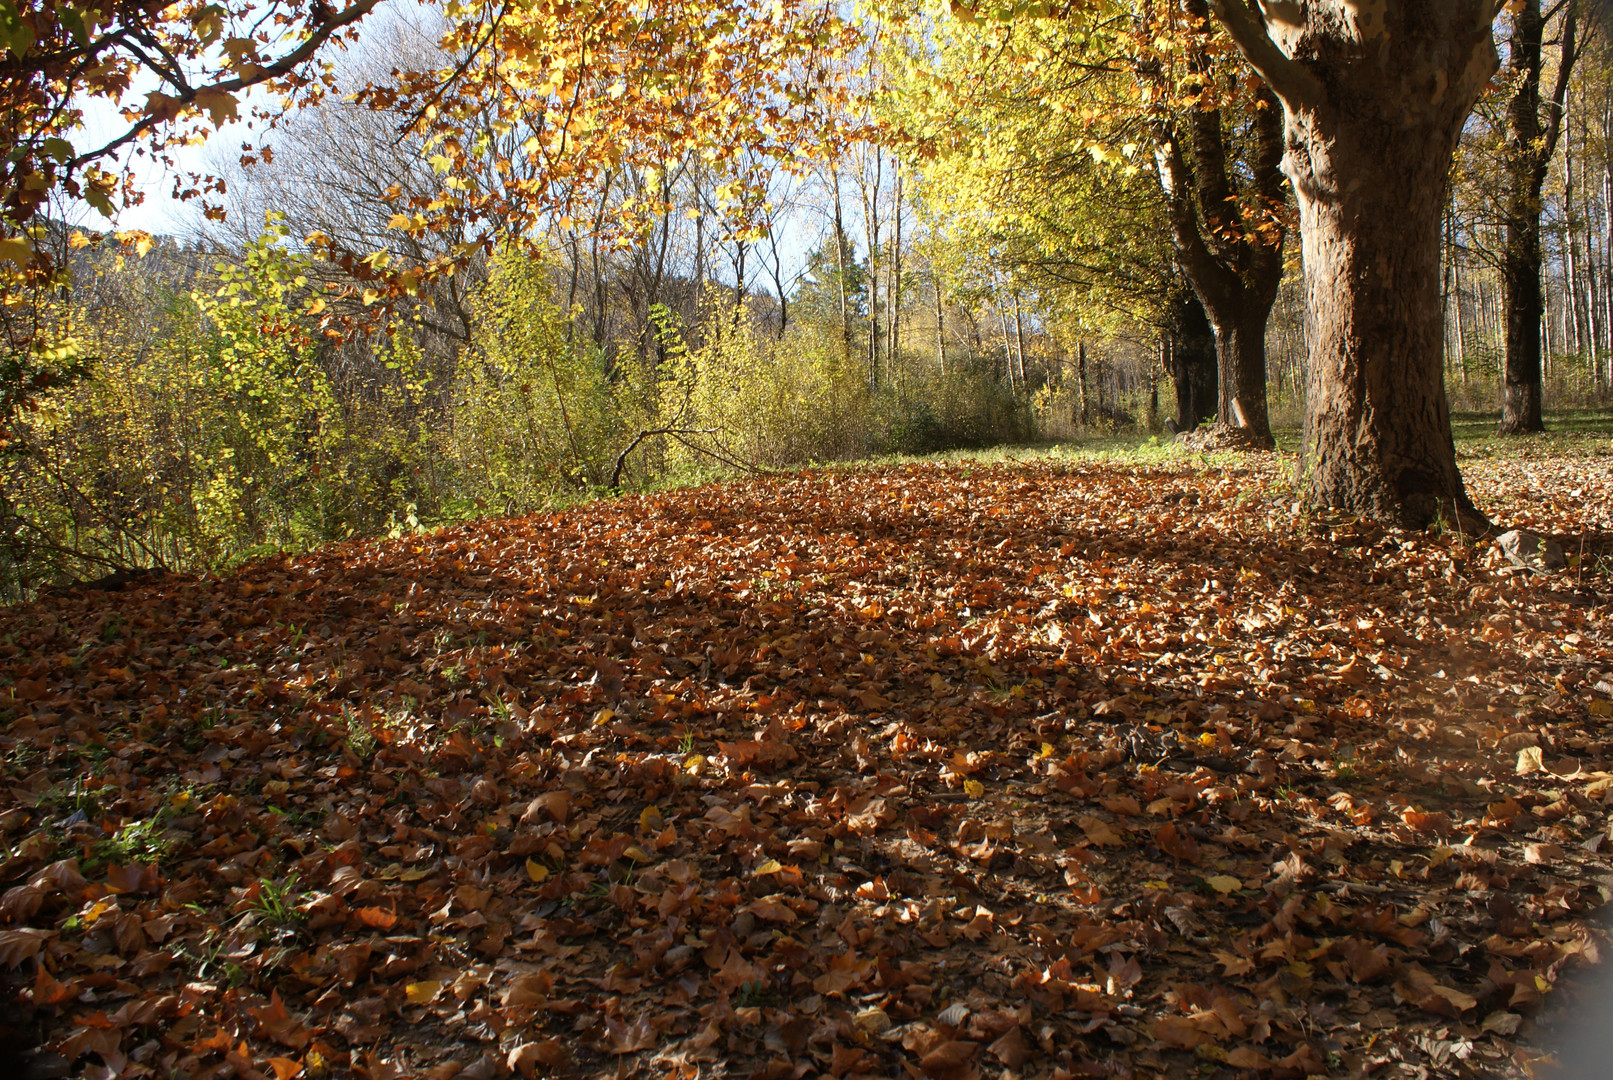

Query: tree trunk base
1172 423 1275 453
1498 383 1545 435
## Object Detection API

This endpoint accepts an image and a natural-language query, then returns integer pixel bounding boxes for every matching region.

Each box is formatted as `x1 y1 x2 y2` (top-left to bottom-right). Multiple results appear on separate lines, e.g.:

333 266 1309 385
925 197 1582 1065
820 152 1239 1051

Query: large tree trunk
1499 0 1577 435
1170 286 1218 431
1210 0 1499 528
1296 142 1472 526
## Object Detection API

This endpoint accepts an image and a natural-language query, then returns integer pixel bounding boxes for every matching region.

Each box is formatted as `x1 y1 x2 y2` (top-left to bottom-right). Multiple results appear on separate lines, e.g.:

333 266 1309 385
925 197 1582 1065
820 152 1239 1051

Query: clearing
2 440 1612 1080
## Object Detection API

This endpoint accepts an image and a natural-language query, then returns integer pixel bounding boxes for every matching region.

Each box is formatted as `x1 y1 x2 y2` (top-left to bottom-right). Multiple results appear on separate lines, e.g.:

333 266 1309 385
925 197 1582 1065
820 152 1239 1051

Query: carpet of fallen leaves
3 447 1613 1080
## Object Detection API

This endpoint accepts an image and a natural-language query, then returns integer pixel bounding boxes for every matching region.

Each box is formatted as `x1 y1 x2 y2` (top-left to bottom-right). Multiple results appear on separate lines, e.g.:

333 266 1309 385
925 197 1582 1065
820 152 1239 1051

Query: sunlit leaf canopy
332 0 863 305
0 0 381 270
888 0 1276 335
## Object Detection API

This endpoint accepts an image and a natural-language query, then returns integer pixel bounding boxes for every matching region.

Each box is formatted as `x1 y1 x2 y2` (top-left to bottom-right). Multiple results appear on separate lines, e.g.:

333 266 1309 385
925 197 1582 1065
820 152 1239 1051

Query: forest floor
2 426 1612 1080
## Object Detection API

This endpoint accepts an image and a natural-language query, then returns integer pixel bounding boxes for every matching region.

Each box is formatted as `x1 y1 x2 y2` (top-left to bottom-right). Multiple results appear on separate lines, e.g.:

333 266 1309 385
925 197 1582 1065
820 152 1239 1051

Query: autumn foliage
0 0 380 248
1 448 1610 1076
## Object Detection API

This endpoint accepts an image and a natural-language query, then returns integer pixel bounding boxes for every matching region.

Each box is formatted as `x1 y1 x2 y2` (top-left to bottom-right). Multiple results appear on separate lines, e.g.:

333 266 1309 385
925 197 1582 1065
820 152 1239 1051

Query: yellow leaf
0 237 32 265
68 231 91 249
623 845 652 863
1589 699 1613 717
195 88 238 127
405 980 442 1005
1036 742 1054 759
963 779 985 799
143 91 182 122
753 859 782 876
639 806 664 833
1516 746 1544 775
525 858 549 883
194 7 224 42
1204 875 1242 895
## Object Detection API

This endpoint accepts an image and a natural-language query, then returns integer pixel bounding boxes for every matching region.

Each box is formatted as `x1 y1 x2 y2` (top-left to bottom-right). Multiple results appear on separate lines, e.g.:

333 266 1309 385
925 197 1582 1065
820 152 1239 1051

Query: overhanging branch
1206 0 1324 110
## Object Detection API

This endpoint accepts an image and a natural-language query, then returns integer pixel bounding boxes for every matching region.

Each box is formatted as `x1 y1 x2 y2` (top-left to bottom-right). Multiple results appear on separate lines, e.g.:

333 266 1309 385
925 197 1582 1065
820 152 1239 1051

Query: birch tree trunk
861 147 883 390
1012 291 1028 389
1453 242 1468 383
888 170 902 375
1604 164 1613 383
831 171 852 368
1076 340 1089 424
1565 94 1583 355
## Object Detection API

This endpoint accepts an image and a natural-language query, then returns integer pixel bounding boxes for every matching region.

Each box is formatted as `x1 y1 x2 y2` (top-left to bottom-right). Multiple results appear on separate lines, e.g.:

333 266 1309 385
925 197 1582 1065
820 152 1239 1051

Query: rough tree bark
1209 0 1501 528
1149 0 1286 450
1169 285 1218 431
1498 0 1578 435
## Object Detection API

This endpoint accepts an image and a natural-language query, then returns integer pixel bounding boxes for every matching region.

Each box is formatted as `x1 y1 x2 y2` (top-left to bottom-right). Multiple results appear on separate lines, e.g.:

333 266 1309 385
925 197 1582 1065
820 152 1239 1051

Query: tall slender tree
1497 0 1580 434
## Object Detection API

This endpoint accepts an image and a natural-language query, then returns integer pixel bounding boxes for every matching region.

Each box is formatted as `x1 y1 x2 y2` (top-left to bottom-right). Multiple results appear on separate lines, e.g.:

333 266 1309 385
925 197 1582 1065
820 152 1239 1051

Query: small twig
665 431 758 476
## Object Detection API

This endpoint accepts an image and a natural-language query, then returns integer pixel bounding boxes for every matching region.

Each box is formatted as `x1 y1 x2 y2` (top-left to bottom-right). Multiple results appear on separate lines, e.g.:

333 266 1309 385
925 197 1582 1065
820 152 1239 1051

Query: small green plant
40 775 101 820
89 812 175 871
175 927 249 987
250 874 306 929
341 705 379 760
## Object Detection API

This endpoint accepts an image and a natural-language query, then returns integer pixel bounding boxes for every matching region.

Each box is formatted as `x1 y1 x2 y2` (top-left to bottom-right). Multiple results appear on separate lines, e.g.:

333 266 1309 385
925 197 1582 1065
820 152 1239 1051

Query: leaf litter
1 451 1611 1080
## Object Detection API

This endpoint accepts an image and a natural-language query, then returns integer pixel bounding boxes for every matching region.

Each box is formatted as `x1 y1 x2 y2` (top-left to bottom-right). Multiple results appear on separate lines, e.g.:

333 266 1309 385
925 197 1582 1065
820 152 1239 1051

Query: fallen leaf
356 907 398 930
405 980 443 1005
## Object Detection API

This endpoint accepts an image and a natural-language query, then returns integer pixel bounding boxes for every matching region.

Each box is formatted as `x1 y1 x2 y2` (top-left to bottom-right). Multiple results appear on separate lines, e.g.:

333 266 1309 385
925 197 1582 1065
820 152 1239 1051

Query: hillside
2 451 1611 1079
